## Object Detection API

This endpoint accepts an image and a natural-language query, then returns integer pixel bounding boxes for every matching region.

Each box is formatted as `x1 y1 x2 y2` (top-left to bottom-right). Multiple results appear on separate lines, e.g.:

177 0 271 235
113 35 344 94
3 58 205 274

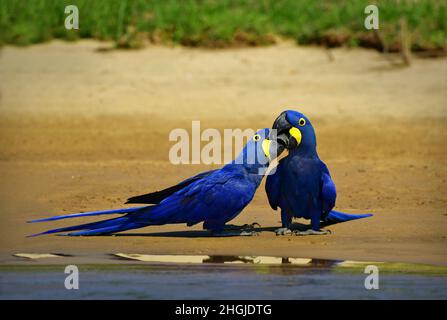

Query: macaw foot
292 229 332 236
275 227 293 236
212 230 260 237
223 222 261 231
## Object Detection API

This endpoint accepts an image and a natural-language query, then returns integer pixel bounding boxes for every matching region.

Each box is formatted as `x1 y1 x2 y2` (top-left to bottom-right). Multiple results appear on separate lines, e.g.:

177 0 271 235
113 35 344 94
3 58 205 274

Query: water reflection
114 253 344 268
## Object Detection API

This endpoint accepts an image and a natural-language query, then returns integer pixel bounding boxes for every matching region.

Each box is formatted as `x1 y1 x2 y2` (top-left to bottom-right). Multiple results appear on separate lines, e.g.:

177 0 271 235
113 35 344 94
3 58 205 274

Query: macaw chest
280 158 322 216
285 158 321 188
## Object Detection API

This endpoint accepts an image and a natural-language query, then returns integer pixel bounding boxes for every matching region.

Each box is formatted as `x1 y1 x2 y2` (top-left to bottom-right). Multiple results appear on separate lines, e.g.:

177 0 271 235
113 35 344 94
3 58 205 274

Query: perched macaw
29 128 282 237
266 110 372 235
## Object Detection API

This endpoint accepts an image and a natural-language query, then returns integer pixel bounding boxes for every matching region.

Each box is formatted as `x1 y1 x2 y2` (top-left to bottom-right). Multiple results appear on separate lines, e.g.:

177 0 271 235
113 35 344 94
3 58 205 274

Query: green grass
334 262 447 276
0 0 446 51
1 261 447 276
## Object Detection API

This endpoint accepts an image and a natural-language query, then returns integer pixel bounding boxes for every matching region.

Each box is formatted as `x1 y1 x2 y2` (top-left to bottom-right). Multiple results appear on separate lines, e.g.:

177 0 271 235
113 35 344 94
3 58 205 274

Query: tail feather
28 216 128 237
28 205 152 237
325 210 373 224
28 206 148 223
66 222 141 236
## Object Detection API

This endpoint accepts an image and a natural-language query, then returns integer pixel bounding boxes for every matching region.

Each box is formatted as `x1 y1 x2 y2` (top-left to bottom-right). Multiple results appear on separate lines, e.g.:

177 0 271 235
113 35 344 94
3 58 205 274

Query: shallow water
1 256 446 299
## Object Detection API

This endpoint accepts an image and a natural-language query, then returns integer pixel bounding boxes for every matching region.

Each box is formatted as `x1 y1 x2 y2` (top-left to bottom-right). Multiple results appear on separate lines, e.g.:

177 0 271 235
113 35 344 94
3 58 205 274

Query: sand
0 40 446 266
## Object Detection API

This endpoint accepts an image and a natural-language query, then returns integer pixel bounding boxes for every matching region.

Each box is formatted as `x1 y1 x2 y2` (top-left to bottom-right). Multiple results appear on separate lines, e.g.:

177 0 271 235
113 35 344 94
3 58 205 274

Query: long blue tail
324 210 373 224
28 206 148 223
28 206 150 237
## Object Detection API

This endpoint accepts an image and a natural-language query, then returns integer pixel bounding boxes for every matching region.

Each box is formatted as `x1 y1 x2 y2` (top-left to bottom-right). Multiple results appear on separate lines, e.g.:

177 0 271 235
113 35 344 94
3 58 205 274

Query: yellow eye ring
298 118 306 126
253 134 261 141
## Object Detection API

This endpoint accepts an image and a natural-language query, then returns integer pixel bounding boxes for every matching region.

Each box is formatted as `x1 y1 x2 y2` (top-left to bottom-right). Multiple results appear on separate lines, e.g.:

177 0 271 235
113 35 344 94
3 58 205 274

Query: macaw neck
225 162 267 186
232 148 269 172
229 160 268 174
289 128 318 157
289 141 318 158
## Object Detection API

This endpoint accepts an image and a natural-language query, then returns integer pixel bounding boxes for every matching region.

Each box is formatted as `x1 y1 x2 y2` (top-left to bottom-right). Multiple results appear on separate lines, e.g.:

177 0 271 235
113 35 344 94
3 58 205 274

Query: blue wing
126 169 218 204
320 162 336 216
141 167 256 229
265 164 282 210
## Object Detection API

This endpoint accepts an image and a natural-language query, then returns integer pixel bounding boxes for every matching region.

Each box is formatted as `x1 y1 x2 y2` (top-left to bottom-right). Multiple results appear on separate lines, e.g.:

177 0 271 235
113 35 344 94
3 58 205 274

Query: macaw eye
298 118 306 126
253 134 261 141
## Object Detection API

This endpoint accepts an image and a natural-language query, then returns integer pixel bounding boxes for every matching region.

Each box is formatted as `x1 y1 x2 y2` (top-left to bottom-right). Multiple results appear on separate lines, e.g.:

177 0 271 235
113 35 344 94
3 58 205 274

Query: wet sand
0 40 446 266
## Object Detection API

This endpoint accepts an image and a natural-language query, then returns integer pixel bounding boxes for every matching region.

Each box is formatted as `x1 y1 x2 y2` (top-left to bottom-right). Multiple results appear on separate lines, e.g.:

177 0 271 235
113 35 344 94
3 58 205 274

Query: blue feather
325 210 373 223
28 206 148 223
28 216 129 237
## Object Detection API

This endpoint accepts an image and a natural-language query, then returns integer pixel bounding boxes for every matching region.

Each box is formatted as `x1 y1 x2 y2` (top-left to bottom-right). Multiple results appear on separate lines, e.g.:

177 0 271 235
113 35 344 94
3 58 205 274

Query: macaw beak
288 127 302 148
262 139 271 159
261 139 284 160
270 111 301 149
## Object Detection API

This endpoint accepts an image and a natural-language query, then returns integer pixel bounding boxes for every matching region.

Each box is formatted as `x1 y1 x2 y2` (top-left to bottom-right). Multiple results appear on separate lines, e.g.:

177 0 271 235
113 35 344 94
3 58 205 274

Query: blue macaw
29 128 282 237
266 110 372 235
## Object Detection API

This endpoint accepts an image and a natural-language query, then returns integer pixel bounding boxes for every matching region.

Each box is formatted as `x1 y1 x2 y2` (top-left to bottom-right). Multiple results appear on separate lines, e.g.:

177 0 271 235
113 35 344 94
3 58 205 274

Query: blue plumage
30 128 277 236
266 110 372 235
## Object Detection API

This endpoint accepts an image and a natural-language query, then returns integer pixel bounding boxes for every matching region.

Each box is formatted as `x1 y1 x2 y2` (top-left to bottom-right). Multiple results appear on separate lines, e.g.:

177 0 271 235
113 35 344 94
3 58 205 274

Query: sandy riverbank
0 40 446 265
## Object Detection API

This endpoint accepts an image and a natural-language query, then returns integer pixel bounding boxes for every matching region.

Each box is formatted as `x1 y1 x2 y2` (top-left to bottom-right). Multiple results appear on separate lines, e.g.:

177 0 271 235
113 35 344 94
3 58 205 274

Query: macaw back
142 164 259 230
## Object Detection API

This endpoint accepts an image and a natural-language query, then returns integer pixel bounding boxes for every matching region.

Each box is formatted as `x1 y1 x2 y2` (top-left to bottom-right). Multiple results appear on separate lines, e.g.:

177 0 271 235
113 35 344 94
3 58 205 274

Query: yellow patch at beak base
289 127 302 146
262 139 271 159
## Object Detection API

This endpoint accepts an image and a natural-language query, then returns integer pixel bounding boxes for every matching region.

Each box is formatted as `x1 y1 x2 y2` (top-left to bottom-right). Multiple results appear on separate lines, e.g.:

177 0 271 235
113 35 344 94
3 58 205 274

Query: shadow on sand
105 221 331 238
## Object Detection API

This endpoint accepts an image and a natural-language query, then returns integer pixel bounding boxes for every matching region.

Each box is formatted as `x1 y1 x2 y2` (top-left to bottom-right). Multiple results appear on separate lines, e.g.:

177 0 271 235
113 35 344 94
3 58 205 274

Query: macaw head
234 128 284 171
270 110 316 152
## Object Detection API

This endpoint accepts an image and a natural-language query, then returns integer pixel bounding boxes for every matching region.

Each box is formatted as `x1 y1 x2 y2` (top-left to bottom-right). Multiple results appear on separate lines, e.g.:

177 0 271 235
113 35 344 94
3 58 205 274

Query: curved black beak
269 111 293 150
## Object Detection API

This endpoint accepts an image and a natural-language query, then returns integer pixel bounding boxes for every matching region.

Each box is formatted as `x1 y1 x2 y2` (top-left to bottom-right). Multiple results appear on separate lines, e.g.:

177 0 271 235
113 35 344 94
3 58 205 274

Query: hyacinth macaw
266 110 372 235
29 128 282 237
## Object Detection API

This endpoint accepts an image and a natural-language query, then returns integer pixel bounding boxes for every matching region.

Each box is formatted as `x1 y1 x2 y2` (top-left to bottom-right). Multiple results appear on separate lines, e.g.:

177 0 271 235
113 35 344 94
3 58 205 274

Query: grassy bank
1 0 446 51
